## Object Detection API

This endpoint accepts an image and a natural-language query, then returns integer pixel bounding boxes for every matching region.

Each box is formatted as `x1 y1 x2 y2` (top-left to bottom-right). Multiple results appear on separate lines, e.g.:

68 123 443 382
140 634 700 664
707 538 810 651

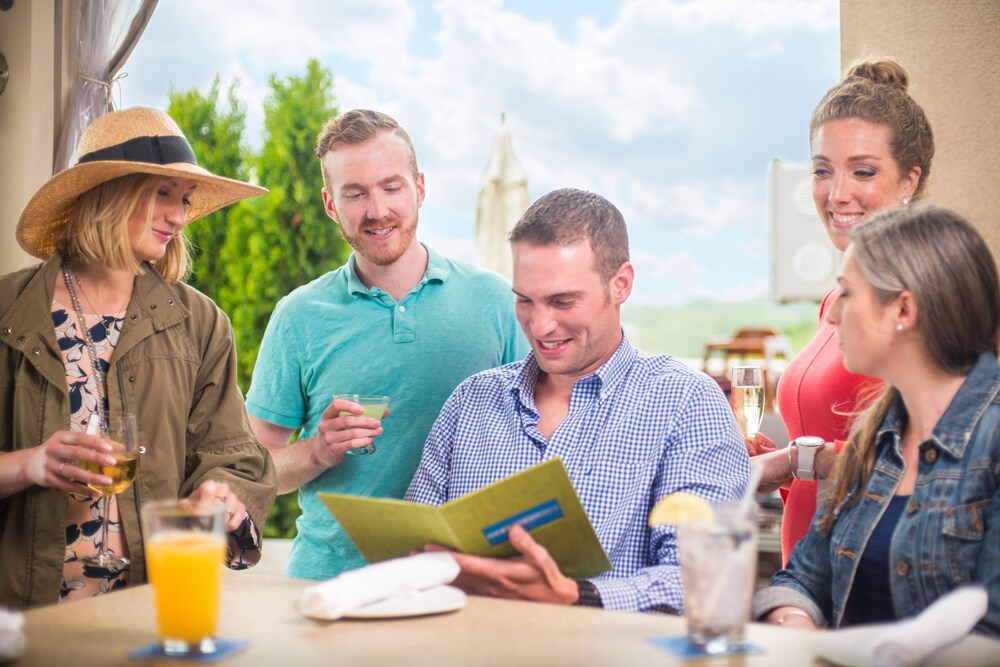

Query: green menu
318 458 612 579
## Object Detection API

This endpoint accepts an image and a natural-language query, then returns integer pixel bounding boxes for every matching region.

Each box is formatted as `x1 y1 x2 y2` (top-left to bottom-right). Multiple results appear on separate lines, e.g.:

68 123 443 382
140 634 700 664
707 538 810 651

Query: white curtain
54 0 159 172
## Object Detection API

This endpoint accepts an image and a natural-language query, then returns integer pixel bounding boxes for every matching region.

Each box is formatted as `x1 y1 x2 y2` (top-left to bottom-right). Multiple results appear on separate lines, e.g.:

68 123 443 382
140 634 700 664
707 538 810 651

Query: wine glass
730 366 765 439
79 411 141 570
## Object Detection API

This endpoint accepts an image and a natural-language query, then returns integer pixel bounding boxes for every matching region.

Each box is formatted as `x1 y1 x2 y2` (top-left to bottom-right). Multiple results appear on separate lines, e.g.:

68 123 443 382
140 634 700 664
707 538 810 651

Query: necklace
72 272 129 340
61 257 110 430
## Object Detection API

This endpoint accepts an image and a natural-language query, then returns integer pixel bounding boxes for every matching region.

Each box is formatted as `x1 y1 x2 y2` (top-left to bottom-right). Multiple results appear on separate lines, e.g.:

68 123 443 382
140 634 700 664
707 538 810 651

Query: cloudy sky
121 0 840 306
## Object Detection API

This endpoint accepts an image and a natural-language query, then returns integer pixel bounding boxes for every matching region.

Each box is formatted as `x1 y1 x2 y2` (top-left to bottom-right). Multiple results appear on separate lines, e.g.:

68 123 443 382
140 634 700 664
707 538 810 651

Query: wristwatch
792 436 825 481
574 579 602 607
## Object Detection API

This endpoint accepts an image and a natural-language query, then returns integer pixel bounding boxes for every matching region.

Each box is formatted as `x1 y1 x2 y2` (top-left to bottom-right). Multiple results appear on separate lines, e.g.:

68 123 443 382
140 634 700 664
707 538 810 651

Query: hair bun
844 58 910 92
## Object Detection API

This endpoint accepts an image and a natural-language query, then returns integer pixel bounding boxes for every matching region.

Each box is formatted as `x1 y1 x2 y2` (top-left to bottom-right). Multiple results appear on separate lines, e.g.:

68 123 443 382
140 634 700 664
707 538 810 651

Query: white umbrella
476 114 529 280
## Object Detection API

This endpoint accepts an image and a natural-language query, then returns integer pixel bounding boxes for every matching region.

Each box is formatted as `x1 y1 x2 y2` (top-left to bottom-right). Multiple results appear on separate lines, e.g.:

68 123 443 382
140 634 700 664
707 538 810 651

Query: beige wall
0 0 73 274
841 0 1000 257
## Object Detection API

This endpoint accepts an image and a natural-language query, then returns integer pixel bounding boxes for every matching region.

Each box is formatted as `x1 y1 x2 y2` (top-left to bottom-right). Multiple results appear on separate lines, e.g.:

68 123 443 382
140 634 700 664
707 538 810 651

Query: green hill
621 298 820 360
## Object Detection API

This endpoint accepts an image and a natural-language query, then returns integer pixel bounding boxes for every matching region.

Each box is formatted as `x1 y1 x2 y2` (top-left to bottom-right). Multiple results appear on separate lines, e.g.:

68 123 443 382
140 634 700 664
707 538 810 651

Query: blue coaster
129 638 250 662
649 635 764 659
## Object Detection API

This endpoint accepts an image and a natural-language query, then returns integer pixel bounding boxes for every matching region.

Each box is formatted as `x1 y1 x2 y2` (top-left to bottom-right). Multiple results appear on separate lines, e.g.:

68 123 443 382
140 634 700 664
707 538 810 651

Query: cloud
622 179 762 236
123 0 838 306
615 0 837 36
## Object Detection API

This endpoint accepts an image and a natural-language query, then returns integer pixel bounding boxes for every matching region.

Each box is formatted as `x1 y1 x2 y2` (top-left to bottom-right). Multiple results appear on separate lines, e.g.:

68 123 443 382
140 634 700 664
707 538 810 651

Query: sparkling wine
732 385 764 437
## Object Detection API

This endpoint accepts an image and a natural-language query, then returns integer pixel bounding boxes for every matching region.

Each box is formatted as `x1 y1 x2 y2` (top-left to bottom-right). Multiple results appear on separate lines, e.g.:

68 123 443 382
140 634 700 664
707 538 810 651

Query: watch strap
574 579 602 607
794 436 824 481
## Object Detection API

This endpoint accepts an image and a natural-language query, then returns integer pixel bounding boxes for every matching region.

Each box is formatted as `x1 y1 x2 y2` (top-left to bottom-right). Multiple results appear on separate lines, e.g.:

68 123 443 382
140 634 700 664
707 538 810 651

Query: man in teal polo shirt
246 109 527 580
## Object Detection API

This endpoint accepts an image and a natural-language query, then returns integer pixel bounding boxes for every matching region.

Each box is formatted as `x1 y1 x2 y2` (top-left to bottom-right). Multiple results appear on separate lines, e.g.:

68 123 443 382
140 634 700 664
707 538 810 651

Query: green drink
333 394 390 456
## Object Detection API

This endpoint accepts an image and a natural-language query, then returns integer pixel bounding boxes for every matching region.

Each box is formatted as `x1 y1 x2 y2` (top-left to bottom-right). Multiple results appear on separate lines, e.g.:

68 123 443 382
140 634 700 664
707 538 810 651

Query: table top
14 572 819 667
13 571 998 667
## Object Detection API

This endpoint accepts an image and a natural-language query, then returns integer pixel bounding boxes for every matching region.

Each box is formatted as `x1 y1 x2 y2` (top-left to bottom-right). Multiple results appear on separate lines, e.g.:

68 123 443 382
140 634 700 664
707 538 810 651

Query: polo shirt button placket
392 301 416 343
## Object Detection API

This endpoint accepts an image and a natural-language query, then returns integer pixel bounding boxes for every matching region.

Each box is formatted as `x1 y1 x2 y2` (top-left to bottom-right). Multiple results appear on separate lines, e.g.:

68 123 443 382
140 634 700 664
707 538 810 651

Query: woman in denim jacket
752 205 1000 636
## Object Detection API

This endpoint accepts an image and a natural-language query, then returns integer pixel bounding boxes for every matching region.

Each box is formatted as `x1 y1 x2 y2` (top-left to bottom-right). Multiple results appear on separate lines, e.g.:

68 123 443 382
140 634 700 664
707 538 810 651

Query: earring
896 323 904 332
901 195 911 206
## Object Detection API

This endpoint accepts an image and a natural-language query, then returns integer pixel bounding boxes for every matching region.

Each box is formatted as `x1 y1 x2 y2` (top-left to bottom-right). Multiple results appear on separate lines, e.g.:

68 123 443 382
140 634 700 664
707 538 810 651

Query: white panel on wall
769 159 839 303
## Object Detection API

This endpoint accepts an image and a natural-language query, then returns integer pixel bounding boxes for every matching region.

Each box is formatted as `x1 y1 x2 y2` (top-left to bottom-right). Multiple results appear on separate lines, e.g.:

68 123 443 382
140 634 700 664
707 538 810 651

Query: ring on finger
58 462 67 476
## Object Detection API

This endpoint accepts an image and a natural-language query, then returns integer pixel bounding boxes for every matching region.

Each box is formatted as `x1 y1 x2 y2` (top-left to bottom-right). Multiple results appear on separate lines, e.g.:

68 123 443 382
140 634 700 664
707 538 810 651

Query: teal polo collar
346 243 450 297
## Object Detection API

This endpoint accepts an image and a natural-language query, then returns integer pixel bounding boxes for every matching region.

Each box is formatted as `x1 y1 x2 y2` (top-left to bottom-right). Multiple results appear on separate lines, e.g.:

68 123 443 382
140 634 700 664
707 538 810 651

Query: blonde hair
810 58 935 200
57 173 191 284
818 205 1000 533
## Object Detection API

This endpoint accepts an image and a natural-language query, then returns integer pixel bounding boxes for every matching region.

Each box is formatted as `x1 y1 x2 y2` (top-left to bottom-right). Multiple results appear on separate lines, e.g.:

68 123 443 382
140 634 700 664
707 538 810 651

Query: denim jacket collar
876 350 1000 459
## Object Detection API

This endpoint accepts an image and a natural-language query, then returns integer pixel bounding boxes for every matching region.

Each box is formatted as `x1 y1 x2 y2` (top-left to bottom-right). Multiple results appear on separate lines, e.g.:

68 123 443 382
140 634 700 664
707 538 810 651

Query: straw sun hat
16 106 268 259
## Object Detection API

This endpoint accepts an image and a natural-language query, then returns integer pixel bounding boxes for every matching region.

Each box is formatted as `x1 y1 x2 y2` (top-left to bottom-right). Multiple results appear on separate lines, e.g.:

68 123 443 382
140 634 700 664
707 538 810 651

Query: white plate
343 585 467 619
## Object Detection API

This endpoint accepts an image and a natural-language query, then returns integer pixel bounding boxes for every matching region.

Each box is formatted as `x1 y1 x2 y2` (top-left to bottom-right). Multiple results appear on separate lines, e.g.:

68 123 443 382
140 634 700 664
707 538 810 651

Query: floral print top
52 301 262 604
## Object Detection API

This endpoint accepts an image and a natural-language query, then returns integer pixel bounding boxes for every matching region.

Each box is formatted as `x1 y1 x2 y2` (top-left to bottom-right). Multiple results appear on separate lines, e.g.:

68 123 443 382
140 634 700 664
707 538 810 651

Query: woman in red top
749 58 935 564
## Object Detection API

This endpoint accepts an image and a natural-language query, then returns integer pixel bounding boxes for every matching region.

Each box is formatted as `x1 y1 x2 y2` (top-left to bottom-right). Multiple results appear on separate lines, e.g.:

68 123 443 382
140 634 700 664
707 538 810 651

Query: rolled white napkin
0 607 26 662
298 552 460 620
867 585 989 667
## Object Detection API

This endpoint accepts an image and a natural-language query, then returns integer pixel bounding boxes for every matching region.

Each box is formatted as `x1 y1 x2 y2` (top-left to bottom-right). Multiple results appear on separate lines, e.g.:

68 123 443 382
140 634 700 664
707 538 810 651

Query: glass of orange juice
142 499 226 656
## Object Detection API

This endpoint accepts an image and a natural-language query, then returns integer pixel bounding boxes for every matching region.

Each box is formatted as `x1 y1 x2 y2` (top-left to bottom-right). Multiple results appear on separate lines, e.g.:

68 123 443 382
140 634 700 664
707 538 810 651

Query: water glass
677 504 758 654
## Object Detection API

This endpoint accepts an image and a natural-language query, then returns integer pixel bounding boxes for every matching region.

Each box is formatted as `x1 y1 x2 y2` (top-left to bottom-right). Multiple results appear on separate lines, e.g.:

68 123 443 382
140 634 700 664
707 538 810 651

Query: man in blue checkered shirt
405 188 751 613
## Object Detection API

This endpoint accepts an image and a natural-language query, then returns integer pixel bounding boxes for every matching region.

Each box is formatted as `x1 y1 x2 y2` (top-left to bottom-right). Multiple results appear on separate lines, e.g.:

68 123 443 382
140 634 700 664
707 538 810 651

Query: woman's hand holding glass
25 430 117 496
744 432 778 457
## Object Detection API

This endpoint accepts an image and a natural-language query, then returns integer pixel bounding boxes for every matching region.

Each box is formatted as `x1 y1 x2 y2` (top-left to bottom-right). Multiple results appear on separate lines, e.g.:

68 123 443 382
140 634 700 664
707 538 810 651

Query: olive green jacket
0 254 277 609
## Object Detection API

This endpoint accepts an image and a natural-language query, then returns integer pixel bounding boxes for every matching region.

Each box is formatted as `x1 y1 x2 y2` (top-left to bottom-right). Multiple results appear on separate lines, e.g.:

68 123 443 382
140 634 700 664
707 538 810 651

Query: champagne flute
79 411 141 570
730 366 765 439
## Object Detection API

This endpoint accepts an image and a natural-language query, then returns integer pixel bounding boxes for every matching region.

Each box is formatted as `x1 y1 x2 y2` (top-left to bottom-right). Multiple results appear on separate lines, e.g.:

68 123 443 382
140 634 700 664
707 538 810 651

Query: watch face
796 436 824 449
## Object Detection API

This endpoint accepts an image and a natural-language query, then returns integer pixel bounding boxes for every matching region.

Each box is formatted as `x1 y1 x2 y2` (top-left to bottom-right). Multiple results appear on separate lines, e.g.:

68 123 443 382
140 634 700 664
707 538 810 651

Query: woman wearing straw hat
0 107 276 609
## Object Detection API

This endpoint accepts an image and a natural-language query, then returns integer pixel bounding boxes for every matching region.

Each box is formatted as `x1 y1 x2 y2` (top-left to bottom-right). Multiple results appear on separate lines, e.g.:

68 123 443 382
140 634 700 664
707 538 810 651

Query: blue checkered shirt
406 336 751 613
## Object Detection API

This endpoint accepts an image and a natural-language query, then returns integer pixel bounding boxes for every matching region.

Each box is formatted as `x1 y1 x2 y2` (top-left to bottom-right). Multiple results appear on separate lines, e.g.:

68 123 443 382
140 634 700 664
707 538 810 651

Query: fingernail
100 442 112 451
104 457 117 466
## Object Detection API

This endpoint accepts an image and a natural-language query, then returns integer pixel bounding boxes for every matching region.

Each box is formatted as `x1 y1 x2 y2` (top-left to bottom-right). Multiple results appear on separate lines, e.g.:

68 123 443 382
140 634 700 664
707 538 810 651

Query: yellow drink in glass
142 500 226 655
80 451 139 495
147 534 225 646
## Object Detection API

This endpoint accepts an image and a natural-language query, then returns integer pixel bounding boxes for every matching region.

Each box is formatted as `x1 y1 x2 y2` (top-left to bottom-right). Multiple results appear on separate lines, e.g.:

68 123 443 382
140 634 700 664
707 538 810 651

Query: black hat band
77 135 198 167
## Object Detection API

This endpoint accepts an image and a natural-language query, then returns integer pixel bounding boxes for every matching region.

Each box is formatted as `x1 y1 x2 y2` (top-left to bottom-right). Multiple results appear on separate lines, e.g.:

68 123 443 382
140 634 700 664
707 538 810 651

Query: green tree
167 78 251 296
220 59 350 394
164 61 351 538
223 60 350 538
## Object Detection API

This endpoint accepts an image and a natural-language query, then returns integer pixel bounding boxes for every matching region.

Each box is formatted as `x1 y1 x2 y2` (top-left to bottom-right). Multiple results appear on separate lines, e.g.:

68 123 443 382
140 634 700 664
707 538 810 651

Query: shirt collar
877 350 1000 458
510 331 636 410
346 243 448 297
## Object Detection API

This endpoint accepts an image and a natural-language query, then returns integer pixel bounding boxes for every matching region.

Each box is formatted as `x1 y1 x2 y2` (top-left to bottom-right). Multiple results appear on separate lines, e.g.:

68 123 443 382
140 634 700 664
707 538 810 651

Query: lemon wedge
648 492 715 526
